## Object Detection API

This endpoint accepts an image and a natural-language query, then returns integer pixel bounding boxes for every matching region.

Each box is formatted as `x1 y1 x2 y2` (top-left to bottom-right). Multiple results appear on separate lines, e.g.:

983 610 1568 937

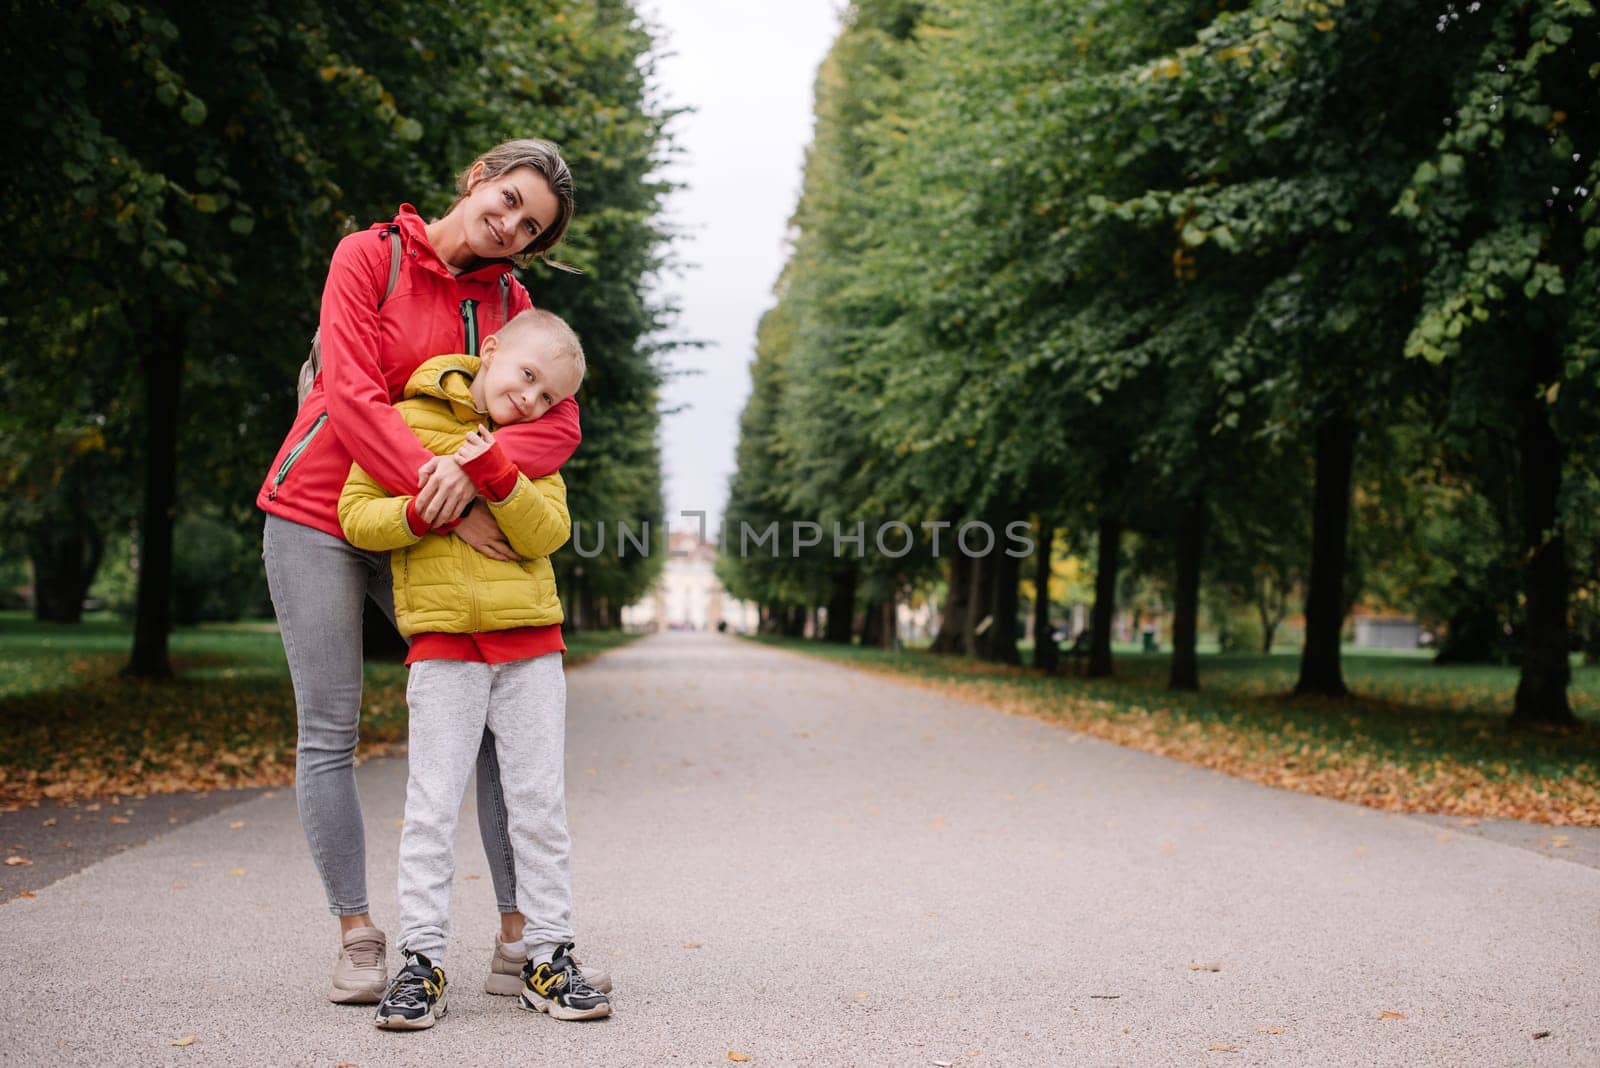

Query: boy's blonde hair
495 308 586 382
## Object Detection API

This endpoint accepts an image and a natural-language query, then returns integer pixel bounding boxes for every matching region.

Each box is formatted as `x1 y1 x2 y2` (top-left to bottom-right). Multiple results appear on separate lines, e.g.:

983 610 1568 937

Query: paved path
3 633 1597 1066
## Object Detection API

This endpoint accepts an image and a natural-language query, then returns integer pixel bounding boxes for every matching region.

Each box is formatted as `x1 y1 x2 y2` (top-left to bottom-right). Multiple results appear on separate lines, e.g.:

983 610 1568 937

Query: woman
259 139 583 1004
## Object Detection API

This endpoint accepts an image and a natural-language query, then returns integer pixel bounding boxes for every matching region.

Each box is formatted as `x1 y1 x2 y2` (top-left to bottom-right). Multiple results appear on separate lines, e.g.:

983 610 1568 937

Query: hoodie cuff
404 498 429 538
460 443 519 502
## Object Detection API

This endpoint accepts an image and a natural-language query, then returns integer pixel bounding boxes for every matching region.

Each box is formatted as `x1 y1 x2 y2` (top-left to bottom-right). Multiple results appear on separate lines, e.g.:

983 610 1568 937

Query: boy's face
473 330 582 426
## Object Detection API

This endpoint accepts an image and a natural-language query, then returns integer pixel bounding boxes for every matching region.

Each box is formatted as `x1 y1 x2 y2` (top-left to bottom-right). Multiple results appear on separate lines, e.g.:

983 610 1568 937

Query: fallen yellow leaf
228 821 245 830
17 891 37 899
1256 1026 1285 1034
728 1053 752 1063
1188 963 1221 972
110 816 130 824
229 868 246 877
5 856 31 867
682 941 704 949
170 1035 196 1047
1380 1010 1406 1021
42 818 57 827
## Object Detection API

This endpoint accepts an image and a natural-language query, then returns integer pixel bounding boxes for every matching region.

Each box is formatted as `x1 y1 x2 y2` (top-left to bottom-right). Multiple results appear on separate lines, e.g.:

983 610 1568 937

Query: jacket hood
404 353 486 422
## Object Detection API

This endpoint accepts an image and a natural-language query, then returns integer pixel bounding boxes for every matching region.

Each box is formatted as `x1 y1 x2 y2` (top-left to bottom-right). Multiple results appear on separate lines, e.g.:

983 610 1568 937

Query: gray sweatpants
397 653 574 966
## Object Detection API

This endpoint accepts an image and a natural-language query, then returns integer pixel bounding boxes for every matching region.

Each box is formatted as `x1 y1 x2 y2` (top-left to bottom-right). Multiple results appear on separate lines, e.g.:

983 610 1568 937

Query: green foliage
727 0 1598 712
2 0 675 631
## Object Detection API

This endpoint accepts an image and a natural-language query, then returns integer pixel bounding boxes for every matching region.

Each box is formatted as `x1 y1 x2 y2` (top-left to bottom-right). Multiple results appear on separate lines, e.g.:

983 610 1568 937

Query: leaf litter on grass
0 618 640 805
754 639 1600 826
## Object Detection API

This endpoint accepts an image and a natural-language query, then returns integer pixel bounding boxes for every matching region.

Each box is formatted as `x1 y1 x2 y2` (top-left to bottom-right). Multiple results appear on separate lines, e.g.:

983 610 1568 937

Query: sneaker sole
489 971 613 996
374 992 448 1030
518 990 611 1022
329 981 386 1005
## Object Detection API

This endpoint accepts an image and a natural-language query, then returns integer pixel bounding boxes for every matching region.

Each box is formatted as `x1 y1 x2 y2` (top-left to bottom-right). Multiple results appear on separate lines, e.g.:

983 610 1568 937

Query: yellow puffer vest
337 353 570 638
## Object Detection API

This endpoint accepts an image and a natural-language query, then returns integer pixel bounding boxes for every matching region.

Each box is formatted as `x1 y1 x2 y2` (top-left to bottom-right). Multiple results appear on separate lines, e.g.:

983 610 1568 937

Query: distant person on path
257 139 585 1007
338 310 608 1029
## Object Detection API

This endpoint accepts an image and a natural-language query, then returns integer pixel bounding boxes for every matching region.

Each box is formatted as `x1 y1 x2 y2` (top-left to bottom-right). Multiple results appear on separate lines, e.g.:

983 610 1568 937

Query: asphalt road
3 632 1597 1066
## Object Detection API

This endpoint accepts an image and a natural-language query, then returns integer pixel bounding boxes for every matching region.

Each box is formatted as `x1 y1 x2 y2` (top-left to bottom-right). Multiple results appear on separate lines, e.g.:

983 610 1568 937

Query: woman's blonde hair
455 138 577 270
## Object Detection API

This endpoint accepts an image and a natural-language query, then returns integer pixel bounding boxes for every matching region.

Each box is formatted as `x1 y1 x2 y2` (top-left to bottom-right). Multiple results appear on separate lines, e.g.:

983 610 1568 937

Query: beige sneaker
485 938 611 995
330 926 388 1004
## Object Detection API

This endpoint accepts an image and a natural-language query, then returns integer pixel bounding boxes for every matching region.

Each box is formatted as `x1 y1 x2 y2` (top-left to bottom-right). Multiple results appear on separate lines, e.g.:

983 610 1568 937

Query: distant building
1352 614 1422 650
620 532 759 633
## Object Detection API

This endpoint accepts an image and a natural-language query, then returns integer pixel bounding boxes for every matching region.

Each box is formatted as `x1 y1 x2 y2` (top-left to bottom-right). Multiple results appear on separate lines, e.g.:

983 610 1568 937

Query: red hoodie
257 205 580 538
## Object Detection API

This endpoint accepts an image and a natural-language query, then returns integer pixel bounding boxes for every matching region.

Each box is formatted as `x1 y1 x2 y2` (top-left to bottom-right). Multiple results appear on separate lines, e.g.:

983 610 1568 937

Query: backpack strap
378 224 402 308
499 273 511 325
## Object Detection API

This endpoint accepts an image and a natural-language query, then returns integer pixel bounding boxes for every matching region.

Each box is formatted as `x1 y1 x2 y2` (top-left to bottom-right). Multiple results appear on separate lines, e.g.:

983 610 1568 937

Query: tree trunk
1434 600 1505 665
1168 493 1206 691
1088 513 1121 678
1032 525 1059 675
984 542 1022 665
1295 411 1355 697
880 597 897 650
1512 338 1574 726
1255 571 1287 654
785 604 808 637
964 551 995 657
860 597 883 647
29 517 103 624
824 565 856 643
930 552 972 654
124 319 181 679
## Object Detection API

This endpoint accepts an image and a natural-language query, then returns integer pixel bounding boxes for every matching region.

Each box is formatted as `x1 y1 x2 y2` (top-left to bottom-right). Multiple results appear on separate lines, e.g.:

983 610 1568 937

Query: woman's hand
415 454 476 525
454 504 519 562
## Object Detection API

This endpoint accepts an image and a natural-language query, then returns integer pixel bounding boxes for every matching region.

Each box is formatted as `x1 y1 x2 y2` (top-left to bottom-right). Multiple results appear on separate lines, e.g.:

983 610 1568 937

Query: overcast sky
641 0 844 536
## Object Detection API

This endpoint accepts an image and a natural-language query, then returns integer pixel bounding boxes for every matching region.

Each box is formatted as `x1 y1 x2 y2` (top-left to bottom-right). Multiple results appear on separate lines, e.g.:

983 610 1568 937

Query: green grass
0 612 639 803
751 636 1600 821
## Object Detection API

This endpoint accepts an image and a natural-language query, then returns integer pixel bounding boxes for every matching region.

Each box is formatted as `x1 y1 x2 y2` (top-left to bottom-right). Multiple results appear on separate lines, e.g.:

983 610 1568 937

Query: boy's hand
456 425 495 464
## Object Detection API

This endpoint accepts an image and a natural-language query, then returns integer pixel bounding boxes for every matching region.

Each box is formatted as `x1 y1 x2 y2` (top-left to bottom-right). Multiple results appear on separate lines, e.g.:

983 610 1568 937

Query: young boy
337 309 611 1029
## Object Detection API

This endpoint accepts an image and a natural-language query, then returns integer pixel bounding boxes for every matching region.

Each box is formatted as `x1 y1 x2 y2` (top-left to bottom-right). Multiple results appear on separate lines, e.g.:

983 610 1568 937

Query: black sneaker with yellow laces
519 943 612 1021
374 952 448 1030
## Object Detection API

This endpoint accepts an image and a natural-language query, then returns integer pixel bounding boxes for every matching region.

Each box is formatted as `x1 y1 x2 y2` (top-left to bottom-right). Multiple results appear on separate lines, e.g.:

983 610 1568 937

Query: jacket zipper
463 536 481 631
460 298 480 356
267 414 328 500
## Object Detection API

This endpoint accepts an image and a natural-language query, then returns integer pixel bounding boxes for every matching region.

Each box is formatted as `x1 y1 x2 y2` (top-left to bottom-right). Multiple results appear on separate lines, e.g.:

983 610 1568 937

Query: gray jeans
399 655 573 966
262 514 521 916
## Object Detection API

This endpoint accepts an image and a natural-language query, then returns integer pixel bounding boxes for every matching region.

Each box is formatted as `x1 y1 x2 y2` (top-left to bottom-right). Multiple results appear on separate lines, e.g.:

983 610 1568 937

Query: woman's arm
493 396 582 477
318 231 436 497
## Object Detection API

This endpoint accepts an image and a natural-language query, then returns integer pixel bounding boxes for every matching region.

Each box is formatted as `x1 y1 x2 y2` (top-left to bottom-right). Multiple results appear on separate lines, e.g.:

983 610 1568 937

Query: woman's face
457 163 560 261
